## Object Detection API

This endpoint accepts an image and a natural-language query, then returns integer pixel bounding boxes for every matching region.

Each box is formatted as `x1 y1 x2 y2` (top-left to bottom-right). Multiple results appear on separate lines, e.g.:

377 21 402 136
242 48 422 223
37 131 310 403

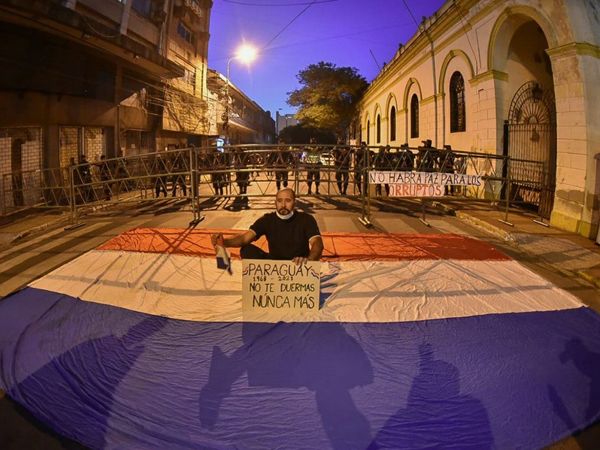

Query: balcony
174 0 210 19
0 0 184 79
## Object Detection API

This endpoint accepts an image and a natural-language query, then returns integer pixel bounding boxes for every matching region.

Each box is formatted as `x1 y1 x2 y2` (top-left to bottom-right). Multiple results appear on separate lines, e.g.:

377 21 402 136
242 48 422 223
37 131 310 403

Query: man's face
275 190 295 216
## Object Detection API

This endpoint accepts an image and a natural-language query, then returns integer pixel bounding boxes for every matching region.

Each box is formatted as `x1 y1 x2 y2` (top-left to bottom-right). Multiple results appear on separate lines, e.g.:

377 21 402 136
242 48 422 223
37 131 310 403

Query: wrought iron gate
504 81 557 219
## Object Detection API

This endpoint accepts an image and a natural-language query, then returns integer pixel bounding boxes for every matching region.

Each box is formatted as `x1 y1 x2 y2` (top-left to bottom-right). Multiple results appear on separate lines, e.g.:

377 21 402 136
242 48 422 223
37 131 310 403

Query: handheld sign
242 259 321 321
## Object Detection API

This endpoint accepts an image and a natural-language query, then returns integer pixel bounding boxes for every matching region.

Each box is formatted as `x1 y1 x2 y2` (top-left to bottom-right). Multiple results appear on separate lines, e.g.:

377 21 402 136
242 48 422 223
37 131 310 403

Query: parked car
320 152 334 166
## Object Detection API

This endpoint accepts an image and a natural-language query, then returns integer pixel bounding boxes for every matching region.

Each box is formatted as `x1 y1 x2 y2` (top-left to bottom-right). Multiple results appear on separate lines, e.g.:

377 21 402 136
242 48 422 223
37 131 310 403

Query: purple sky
208 0 446 117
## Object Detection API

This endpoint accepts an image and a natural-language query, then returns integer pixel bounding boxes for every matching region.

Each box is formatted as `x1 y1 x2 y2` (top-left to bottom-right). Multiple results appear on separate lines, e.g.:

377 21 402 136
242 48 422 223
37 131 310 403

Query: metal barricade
0 166 71 216
1 144 551 232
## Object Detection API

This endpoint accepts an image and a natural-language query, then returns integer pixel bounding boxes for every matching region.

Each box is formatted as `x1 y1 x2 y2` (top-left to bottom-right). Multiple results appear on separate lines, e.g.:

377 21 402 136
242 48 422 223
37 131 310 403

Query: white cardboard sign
242 259 321 321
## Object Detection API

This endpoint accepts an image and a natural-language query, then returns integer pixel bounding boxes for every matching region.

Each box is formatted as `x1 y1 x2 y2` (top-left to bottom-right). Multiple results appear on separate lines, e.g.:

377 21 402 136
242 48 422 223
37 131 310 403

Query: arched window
366 120 370 144
450 71 466 132
376 114 381 143
410 94 419 138
390 106 396 141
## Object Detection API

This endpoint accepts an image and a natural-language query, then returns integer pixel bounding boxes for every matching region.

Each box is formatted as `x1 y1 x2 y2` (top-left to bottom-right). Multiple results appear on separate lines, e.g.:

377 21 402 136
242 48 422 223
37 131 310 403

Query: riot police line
0 141 548 228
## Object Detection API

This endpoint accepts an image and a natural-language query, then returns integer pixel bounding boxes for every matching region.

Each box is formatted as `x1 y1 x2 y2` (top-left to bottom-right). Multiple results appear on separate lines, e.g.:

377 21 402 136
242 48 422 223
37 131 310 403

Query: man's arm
211 230 256 249
308 235 323 261
292 235 323 265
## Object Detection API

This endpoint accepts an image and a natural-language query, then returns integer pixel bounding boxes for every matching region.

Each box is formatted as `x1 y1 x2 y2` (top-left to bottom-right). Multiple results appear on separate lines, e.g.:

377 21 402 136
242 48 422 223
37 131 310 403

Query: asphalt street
0 196 599 449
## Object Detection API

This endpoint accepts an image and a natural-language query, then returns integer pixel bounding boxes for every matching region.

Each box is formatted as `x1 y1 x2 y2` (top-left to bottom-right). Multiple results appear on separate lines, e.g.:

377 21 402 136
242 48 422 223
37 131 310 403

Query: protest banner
369 171 482 198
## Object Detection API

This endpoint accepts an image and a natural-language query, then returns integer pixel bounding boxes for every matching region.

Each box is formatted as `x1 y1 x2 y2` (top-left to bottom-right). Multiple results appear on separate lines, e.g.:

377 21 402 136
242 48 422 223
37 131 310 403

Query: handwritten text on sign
242 259 321 320
369 171 482 198
369 171 482 186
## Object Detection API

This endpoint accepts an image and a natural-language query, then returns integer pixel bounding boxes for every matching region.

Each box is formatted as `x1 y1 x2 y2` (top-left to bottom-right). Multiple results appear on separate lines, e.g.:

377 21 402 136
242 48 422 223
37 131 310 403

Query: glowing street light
235 44 258 65
224 43 258 143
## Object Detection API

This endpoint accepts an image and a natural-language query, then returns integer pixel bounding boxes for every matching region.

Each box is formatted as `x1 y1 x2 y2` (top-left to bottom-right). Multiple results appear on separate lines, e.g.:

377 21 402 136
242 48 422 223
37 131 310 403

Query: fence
0 145 547 228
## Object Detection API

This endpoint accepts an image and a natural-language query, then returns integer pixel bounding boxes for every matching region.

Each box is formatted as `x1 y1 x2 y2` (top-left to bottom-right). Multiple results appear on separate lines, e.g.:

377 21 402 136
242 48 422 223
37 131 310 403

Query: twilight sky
208 0 446 117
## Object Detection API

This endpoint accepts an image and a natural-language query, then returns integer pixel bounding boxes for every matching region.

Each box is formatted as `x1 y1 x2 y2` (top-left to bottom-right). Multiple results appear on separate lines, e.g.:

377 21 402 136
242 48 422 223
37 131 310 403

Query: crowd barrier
1 145 549 229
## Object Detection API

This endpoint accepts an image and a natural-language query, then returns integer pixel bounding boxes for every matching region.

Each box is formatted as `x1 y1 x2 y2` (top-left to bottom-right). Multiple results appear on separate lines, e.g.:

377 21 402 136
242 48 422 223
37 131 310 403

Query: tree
287 62 368 137
278 124 335 145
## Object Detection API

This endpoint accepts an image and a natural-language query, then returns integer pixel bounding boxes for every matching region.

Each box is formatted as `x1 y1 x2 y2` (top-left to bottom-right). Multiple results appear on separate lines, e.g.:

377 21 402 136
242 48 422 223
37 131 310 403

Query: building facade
358 0 600 238
0 0 213 176
206 68 275 145
275 111 299 136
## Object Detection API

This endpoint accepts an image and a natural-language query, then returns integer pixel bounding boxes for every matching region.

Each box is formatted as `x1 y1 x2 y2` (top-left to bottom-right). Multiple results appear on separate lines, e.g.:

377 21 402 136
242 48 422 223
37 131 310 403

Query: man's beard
276 208 294 220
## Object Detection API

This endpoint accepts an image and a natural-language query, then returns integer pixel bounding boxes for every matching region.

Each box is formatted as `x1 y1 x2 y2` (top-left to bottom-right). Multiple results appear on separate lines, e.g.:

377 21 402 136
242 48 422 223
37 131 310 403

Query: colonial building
275 111 299 136
206 68 275 145
0 0 212 174
358 0 600 238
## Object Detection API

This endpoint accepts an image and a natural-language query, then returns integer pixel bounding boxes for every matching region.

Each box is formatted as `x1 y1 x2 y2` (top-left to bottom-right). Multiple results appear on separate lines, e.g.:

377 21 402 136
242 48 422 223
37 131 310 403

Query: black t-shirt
250 211 321 259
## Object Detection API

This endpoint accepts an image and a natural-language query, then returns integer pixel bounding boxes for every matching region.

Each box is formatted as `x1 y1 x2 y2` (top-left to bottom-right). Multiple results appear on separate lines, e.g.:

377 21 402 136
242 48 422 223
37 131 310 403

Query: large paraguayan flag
1 228 599 449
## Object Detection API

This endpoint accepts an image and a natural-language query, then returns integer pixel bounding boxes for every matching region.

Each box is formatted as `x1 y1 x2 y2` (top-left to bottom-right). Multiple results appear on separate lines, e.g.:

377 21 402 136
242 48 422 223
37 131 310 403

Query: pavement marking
0 220 150 297
428 217 470 235
232 211 265 230
373 216 425 234
0 222 69 258
320 216 359 233
0 221 111 267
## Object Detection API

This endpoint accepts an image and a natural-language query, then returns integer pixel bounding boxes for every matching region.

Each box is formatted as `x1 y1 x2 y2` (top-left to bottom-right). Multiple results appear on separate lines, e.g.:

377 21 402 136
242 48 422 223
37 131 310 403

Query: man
211 188 323 265
78 154 93 202
98 155 112 201
353 142 368 194
152 154 168 198
333 138 350 195
210 148 228 196
439 144 456 195
170 151 187 197
272 138 292 191
374 145 391 197
304 137 322 195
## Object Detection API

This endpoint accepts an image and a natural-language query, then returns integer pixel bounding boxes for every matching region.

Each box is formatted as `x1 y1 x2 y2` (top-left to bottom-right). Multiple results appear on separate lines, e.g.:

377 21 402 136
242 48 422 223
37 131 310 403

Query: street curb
454 211 516 242
576 270 600 290
3 200 123 246
9 216 70 245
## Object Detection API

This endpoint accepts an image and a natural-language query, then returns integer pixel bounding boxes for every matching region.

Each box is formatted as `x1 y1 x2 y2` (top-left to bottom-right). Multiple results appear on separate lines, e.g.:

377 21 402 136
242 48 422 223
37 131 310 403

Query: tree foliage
287 62 368 136
278 124 336 145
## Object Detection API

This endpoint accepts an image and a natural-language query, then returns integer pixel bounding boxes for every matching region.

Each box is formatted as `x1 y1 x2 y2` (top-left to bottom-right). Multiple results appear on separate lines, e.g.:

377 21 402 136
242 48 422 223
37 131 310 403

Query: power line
223 0 336 5
210 21 412 62
369 49 381 71
453 3 479 74
400 0 420 28
261 0 319 50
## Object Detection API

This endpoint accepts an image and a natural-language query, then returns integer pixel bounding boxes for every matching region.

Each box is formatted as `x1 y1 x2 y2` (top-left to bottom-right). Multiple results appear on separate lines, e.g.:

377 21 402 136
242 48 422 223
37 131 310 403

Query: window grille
450 71 466 132
410 94 419 138
183 69 196 90
59 127 79 168
390 106 396 141
59 127 105 166
132 0 152 17
177 21 193 44
84 127 105 163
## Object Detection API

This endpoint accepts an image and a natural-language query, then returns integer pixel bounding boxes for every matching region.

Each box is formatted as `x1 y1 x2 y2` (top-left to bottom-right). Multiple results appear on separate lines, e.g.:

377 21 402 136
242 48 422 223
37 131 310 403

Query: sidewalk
1 200 599 290
437 200 600 290
0 208 71 248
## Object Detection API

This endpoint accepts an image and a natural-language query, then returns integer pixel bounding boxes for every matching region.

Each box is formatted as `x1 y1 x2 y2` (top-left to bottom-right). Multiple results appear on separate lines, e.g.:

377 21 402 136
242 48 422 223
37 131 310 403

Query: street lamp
224 43 258 144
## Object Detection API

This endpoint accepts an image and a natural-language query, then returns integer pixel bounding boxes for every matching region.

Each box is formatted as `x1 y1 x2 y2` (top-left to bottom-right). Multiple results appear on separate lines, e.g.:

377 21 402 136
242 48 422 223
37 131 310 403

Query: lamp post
223 44 258 144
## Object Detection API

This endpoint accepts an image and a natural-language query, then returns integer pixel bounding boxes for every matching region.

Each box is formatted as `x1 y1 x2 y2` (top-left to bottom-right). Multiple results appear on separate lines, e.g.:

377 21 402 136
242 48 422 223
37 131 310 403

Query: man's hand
292 256 308 266
211 233 224 251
